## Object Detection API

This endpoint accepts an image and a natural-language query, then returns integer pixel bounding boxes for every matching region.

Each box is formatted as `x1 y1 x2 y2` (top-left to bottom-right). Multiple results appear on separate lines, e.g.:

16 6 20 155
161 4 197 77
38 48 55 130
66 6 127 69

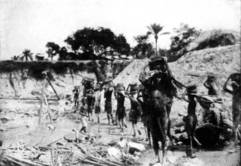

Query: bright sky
0 0 240 60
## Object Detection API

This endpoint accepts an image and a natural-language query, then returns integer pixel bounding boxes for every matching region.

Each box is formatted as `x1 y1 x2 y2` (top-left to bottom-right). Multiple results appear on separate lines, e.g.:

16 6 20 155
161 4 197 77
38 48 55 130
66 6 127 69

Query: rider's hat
149 56 167 70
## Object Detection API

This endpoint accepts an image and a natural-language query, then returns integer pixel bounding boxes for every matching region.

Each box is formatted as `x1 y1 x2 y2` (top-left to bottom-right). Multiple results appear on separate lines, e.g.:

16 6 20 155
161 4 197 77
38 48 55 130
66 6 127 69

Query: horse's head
151 89 170 109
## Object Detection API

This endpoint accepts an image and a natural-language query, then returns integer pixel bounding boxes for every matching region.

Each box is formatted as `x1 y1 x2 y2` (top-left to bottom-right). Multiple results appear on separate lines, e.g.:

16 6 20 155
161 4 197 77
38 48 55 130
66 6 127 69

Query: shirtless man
104 81 114 125
183 85 198 158
223 73 241 145
94 82 102 123
73 86 80 108
115 84 126 132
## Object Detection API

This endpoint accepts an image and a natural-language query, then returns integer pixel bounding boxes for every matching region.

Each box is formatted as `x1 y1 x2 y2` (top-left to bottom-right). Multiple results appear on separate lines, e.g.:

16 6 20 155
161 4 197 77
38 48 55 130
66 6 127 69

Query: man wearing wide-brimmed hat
183 85 198 158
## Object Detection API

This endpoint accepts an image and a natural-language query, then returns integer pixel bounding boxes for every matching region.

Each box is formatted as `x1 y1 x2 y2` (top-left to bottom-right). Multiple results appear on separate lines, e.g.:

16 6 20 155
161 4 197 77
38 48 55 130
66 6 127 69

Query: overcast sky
0 0 240 60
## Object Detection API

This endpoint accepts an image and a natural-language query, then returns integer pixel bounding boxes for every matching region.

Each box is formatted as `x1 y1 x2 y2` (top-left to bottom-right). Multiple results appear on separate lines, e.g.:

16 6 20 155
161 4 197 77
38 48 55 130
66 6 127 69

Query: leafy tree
168 24 200 61
58 47 68 60
132 33 154 58
64 27 130 60
148 23 169 56
46 42 60 61
22 49 33 61
170 24 200 52
114 34 131 55
132 32 154 58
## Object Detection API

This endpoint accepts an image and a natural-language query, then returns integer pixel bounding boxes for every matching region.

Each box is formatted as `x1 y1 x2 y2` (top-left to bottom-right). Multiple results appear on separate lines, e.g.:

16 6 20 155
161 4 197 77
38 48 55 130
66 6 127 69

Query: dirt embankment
170 44 240 89
113 43 240 124
0 71 96 99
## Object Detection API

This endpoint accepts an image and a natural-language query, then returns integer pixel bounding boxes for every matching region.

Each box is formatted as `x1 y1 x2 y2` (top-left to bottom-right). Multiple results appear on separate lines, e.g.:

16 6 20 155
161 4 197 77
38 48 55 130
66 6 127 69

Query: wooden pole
47 78 60 100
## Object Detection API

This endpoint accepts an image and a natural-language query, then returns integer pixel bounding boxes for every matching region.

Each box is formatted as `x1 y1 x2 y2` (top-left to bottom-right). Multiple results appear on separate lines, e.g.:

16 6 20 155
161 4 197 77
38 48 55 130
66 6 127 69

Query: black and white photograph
0 0 240 165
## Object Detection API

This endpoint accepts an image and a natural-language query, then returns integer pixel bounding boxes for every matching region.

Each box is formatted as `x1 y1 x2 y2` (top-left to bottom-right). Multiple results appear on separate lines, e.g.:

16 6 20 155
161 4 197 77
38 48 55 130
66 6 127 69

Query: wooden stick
5 155 47 166
47 78 60 100
0 97 59 101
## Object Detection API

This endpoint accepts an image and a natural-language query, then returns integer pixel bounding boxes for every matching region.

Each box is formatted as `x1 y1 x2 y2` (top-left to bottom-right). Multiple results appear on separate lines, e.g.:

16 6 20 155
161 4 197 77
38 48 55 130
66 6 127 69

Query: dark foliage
132 33 155 58
0 61 92 80
46 42 60 60
194 32 236 50
64 27 131 60
167 24 200 62
22 49 33 61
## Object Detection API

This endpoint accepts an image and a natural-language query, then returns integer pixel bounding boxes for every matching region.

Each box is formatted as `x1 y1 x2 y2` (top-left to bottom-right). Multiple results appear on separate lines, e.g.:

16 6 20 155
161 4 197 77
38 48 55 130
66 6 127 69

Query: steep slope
113 58 149 87
170 44 240 91
113 43 240 123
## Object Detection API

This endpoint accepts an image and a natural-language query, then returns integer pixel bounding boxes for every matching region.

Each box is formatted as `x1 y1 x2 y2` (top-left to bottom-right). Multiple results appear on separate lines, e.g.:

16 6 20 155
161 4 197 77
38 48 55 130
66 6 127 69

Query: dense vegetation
4 24 239 80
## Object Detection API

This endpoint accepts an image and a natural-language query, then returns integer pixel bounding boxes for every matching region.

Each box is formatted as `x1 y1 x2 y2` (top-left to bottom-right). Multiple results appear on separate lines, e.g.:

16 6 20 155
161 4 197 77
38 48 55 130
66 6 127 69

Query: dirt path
0 100 240 166
139 146 240 166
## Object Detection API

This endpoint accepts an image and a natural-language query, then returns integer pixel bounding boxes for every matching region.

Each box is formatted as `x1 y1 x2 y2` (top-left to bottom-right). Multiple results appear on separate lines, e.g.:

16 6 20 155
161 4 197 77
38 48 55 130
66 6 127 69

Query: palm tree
46 42 60 61
148 23 169 56
22 49 33 61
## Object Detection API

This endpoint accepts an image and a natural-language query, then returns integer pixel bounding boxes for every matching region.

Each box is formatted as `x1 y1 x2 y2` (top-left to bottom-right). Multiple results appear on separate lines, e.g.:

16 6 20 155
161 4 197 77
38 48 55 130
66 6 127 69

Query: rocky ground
0 41 240 165
0 98 240 166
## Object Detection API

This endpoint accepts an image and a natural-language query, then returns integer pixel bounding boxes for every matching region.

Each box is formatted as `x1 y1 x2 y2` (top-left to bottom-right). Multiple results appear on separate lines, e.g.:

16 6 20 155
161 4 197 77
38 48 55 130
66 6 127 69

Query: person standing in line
183 85 198 158
94 82 103 123
115 83 126 132
73 86 80 108
104 80 114 125
79 97 88 133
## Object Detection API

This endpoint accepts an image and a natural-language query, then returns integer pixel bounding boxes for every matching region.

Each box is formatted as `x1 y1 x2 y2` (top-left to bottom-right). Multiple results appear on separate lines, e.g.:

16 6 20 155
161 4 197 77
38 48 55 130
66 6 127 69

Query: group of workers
70 56 240 163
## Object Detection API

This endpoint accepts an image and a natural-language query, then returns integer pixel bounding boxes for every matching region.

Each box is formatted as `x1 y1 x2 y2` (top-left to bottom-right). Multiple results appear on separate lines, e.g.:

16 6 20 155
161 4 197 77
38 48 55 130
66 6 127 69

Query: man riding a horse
139 56 184 164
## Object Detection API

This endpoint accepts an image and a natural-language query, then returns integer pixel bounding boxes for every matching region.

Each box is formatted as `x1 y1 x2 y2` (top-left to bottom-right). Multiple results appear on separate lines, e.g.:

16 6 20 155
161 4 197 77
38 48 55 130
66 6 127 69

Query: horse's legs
161 139 167 165
166 103 173 146
144 119 152 146
167 119 173 145
132 123 136 137
152 136 160 163
148 126 152 146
